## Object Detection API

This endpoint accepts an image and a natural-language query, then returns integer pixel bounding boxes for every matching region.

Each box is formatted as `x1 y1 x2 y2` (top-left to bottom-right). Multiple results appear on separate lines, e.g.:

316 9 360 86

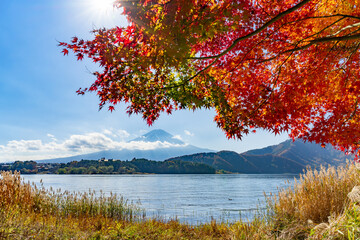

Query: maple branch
253 15 358 62
330 22 360 37
344 99 359 125
190 0 312 60
350 100 359 120
318 14 360 21
281 14 360 24
342 42 360 69
288 32 360 52
178 0 312 87
311 33 360 43
259 32 360 63
293 17 347 46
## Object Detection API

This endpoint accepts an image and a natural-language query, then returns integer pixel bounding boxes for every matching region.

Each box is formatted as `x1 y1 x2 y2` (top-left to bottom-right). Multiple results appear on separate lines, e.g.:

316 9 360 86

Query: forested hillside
0 159 215 174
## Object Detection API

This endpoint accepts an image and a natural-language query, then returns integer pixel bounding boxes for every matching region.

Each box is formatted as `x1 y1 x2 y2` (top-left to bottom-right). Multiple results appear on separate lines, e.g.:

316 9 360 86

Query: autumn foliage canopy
60 0 360 158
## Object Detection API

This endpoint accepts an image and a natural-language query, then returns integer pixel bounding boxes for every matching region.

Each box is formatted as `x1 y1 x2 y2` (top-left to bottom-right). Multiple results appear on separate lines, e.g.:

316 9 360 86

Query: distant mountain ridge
168 140 350 174
37 129 351 173
37 129 213 163
244 139 346 166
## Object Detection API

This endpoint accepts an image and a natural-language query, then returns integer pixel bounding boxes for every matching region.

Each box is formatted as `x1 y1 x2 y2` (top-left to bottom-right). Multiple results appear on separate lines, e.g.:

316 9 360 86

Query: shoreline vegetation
0 159 216 175
1 164 360 239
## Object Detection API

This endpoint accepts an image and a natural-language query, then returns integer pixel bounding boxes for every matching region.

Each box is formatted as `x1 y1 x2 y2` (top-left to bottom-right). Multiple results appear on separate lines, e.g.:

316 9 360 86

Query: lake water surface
21 174 297 224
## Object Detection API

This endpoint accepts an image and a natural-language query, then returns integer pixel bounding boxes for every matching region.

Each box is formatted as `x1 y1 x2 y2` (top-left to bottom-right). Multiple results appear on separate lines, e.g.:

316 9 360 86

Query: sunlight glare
72 0 127 28
89 0 116 14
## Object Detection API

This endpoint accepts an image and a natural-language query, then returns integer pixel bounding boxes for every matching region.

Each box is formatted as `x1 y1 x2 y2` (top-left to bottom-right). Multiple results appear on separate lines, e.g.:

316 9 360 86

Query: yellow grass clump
267 163 360 239
0 171 142 222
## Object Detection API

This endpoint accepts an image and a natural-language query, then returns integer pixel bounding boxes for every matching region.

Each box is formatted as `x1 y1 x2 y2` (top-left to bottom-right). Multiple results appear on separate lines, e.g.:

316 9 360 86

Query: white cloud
117 129 130 139
47 133 57 141
103 129 130 139
0 131 187 162
7 140 43 151
103 129 115 136
184 130 194 137
121 140 185 150
63 132 114 152
172 135 183 141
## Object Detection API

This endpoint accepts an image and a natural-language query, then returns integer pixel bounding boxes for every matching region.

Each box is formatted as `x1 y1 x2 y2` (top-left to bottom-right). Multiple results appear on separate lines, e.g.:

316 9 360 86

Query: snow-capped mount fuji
37 129 214 163
131 129 184 145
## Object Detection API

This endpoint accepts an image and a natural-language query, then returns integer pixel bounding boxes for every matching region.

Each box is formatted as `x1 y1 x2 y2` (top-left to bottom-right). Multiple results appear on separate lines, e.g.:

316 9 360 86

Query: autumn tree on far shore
60 0 360 158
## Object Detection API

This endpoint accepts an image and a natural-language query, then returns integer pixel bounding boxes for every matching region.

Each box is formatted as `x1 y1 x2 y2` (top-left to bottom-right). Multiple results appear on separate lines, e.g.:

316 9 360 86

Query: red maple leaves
60 0 360 159
61 49 69 56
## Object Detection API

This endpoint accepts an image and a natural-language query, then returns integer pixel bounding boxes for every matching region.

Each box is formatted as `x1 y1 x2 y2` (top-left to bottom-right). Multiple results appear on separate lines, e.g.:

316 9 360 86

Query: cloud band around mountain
0 130 187 162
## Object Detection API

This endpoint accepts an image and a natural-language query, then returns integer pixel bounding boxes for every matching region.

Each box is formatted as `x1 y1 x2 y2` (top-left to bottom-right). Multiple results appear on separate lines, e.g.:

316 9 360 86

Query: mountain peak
38 128 214 163
131 129 184 145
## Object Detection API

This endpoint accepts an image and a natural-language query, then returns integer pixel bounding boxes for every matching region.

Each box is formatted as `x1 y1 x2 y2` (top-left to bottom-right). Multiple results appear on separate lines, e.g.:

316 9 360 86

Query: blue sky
0 0 288 162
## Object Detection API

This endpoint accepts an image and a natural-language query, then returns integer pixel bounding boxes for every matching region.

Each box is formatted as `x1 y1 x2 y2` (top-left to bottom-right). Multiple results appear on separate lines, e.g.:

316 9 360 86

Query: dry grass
2 164 360 239
0 171 142 222
267 163 360 239
0 171 241 239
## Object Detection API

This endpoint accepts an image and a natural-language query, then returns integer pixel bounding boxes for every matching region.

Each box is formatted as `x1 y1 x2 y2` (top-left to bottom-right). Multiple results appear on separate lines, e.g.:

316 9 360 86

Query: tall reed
0 171 143 222
267 163 360 239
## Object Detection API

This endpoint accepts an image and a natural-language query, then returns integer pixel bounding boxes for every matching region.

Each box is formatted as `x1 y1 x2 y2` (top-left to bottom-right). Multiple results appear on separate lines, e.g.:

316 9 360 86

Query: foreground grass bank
1 164 360 239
